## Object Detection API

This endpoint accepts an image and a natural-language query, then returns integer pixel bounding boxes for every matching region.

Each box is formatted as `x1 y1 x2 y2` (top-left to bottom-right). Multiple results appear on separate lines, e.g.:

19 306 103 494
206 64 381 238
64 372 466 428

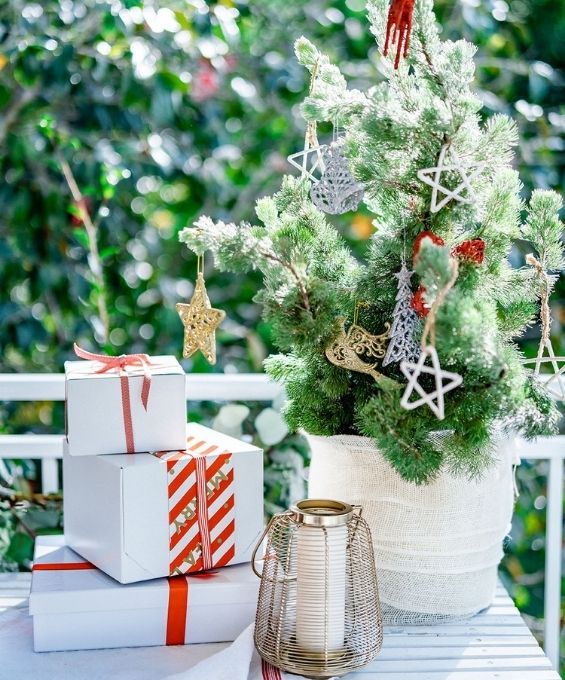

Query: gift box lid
64 355 184 380
30 536 260 616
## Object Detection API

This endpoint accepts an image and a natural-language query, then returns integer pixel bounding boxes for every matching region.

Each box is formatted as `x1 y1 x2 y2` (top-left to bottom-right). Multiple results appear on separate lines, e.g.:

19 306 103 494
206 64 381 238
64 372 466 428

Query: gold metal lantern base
278 639 354 679
252 499 383 678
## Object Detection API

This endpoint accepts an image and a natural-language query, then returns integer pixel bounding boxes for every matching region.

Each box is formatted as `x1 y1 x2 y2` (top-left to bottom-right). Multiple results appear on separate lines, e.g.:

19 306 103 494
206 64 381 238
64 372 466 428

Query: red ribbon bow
73 344 154 453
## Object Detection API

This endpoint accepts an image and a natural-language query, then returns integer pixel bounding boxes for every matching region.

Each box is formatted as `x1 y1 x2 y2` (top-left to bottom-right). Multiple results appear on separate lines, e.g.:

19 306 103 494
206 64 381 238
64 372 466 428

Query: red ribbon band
32 561 96 571
194 454 214 571
166 577 189 645
73 343 154 453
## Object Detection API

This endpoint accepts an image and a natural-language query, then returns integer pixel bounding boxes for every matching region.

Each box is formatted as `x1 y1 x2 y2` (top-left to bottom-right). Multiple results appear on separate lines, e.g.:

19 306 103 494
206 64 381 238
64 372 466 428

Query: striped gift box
64 423 264 584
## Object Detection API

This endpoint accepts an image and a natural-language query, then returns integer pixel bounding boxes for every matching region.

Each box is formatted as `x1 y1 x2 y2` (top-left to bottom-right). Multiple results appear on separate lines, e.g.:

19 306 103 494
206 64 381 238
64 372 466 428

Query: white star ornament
522 339 565 401
417 145 485 213
399 345 463 420
287 144 326 183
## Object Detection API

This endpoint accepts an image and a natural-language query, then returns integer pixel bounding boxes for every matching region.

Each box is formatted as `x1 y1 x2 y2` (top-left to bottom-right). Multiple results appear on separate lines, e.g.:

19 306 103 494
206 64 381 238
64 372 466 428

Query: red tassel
384 0 416 69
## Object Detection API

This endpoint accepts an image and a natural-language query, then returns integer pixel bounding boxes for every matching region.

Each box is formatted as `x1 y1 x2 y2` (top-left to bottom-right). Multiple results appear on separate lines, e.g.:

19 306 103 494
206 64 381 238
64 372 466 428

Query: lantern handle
347 505 364 550
251 511 293 578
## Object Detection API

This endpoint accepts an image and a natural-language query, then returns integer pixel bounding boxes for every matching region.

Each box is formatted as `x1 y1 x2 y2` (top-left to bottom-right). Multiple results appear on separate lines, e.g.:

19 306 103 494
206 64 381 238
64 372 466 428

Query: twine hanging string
353 301 372 327
523 254 565 401
526 253 551 367
301 58 322 179
420 257 459 350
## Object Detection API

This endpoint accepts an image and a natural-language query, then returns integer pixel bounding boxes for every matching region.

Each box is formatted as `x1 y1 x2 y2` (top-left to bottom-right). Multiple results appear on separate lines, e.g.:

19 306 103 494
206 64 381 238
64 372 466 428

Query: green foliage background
0 0 563 664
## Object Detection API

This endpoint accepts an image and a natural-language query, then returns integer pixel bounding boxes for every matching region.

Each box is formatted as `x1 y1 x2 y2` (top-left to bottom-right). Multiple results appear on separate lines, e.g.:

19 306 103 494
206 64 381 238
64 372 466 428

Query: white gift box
64 354 186 456
64 423 264 584
30 535 260 652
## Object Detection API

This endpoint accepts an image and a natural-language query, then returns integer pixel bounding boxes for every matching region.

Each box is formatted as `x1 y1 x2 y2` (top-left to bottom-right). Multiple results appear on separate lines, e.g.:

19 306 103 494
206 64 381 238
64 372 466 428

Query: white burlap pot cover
306 433 515 624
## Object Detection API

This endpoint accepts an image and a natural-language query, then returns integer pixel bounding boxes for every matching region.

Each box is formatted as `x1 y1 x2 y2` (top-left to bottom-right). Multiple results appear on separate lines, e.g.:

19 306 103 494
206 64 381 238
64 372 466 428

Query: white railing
0 373 562 669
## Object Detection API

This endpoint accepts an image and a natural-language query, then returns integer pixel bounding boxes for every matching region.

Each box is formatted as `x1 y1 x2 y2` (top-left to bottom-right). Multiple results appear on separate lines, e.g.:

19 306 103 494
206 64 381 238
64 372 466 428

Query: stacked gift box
29 349 264 652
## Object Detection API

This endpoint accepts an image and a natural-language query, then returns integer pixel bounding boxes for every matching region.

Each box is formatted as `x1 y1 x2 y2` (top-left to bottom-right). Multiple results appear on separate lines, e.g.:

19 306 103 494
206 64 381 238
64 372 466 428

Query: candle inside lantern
296 517 347 653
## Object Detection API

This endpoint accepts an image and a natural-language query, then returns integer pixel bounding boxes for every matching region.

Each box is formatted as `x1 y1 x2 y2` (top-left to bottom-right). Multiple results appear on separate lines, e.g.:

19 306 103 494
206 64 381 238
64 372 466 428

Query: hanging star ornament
287 143 326 183
523 339 565 401
400 346 463 420
521 254 565 402
288 118 326 183
176 273 225 365
417 145 485 213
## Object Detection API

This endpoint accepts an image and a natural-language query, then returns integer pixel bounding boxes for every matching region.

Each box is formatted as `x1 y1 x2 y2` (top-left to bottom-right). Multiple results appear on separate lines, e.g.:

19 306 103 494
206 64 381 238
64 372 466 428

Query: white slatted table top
0 574 560 680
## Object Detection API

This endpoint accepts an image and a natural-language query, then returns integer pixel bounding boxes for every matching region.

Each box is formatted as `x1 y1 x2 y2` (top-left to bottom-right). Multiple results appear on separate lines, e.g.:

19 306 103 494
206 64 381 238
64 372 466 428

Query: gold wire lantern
252 499 383 678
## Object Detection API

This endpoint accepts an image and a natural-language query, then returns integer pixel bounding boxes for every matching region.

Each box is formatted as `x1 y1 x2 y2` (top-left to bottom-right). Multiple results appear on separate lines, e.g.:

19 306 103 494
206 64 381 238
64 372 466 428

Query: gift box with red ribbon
30 535 259 652
63 423 264 584
64 345 186 456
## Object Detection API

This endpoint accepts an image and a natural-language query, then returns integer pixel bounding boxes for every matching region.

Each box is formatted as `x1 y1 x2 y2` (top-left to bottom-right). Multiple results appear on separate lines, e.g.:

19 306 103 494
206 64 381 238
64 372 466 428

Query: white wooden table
0 573 560 680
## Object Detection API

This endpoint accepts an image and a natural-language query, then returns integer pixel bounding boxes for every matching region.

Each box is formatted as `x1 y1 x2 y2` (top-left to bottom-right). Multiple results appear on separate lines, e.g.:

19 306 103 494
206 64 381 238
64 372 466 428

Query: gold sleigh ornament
176 255 225 365
325 313 391 384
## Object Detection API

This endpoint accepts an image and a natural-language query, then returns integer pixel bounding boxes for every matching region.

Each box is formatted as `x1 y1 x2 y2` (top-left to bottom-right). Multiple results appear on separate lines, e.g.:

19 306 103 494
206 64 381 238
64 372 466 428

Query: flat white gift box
64 354 186 456
64 423 264 584
30 535 260 652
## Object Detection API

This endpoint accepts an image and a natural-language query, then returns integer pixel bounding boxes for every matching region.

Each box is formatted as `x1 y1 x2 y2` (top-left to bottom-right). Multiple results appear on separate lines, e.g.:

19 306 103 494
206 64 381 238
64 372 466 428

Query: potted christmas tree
179 0 564 621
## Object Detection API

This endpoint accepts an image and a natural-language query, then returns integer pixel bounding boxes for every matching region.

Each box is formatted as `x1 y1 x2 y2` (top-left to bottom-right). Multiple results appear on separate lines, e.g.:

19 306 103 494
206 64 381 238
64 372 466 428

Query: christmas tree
180 0 564 484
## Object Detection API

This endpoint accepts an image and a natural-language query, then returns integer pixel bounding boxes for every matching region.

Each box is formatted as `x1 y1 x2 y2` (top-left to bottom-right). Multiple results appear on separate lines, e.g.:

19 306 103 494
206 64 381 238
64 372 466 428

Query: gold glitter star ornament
176 263 225 365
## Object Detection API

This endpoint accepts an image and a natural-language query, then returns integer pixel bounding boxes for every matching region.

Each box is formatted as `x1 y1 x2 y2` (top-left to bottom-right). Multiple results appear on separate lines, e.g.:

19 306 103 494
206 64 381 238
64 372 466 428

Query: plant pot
305 433 516 624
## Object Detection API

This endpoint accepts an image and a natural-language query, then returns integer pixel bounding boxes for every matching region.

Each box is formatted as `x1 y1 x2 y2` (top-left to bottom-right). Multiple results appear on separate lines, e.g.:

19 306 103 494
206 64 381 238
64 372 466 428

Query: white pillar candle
295 523 347 653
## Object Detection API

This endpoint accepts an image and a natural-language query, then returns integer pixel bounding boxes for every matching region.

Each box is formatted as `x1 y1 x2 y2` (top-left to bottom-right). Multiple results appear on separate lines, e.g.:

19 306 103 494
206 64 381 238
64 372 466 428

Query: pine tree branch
260 250 311 313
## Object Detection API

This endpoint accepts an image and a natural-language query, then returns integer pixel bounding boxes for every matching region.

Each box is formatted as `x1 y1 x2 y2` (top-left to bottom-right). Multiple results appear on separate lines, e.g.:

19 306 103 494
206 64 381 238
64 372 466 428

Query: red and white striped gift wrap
154 435 237 575
64 423 264 584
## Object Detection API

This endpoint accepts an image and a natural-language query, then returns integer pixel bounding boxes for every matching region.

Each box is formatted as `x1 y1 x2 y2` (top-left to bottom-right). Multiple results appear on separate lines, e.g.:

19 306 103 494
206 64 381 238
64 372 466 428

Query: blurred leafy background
0 0 563 667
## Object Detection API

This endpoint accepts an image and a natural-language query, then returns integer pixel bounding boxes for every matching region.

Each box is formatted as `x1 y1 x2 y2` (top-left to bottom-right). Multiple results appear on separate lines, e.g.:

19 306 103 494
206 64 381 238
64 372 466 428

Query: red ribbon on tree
73 344 153 453
452 239 485 264
410 232 485 317
411 285 429 318
384 0 416 69
413 231 485 265
413 230 445 259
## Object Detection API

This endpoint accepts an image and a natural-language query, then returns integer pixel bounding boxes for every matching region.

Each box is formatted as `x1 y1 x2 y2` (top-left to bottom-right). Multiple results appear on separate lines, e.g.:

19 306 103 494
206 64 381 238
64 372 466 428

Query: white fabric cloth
306 433 515 623
183 624 303 680
0 605 293 680
0 605 226 680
